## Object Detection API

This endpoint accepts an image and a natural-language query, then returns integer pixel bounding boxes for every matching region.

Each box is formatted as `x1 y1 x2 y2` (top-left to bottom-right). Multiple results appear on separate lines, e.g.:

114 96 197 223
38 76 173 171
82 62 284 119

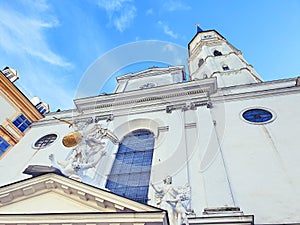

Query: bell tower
188 26 263 87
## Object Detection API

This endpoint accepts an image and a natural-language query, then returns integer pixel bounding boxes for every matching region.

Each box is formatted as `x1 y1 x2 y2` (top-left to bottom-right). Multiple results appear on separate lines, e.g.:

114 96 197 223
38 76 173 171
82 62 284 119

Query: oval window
242 108 274 124
34 134 58 149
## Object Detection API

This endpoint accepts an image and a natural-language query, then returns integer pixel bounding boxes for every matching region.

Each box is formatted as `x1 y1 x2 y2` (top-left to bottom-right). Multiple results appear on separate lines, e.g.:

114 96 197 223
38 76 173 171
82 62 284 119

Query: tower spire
195 24 203 33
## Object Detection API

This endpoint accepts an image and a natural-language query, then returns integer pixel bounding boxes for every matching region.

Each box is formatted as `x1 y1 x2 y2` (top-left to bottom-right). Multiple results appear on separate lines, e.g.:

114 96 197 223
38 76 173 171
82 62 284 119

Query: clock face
242 108 273 123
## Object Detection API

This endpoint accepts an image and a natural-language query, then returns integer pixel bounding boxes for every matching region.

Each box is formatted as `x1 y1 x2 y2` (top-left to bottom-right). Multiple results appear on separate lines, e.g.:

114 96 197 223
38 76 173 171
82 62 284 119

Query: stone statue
49 123 119 181
151 176 190 225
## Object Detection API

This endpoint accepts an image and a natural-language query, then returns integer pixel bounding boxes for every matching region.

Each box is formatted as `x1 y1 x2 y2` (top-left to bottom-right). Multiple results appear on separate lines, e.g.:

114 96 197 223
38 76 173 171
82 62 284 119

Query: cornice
212 78 300 103
32 78 300 127
0 211 168 225
188 215 254 225
0 173 160 213
74 78 217 113
0 73 43 121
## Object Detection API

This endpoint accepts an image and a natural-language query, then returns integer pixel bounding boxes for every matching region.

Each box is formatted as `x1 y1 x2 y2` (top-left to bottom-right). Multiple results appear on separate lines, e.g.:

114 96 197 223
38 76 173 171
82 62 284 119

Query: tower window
222 64 230 71
213 50 222 56
198 58 204 68
12 114 31 132
106 129 154 204
0 136 10 156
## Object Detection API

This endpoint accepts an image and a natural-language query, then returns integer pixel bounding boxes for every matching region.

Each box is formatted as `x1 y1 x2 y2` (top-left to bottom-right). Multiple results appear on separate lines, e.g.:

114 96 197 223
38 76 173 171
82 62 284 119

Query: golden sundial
53 116 83 147
62 131 83 147
53 116 119 148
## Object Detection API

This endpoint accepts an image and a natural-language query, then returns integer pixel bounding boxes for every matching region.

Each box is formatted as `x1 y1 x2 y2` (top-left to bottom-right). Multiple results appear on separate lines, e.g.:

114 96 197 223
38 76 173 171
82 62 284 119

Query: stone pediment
0 173 167 225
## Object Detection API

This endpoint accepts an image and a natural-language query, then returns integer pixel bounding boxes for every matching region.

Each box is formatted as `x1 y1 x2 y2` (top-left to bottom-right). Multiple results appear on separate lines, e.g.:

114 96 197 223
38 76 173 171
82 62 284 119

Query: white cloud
96 0 136 32
146 8 153 16
21 0 50 12
163 0 191 12
0 2 71 68
158 21 178 39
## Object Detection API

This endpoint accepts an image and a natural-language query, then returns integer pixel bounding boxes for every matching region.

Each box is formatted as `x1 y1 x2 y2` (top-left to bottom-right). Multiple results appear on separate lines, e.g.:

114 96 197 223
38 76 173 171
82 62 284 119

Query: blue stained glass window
106 129 154 204
242 108 273 123
0 136 10 156
12 114 31 132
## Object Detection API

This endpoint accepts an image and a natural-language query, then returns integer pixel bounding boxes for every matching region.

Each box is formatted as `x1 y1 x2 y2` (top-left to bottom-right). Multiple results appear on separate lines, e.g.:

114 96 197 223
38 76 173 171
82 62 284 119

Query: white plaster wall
0 122 73 186
213 92 300 223
0 95 16 123
124 74 174 92
0 191 99 213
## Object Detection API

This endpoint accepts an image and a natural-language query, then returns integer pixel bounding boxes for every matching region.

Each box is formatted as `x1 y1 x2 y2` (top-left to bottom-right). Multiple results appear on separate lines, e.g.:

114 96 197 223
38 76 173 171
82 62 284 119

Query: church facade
1 28 300 225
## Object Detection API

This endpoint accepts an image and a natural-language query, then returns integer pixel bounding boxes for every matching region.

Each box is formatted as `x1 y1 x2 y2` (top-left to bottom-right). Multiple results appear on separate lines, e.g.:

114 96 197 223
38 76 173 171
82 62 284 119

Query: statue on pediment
151 176 190 225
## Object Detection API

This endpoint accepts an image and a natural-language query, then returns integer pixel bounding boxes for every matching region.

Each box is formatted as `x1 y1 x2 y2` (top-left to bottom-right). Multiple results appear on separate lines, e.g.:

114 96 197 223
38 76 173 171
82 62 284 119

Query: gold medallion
62 132 83 147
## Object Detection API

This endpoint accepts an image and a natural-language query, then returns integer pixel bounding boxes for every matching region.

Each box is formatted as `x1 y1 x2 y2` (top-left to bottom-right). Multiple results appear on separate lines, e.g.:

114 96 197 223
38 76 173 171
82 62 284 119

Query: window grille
106 129 154 204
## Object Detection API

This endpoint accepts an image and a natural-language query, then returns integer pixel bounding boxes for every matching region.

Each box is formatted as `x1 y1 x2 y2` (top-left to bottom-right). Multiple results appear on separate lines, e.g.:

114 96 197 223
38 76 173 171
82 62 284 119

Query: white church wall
121 74 176 92
212 92 300 223
0 122 72 186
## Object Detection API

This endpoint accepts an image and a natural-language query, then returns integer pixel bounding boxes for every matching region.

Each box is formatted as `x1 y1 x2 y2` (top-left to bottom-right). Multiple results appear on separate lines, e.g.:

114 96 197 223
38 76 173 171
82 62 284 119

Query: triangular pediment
0 173 160 214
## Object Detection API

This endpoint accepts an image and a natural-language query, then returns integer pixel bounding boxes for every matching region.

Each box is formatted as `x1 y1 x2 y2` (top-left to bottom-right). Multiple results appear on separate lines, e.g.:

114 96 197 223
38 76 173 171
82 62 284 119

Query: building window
0 136 10 156
36 104 47 115
12 114 31 132
198 58 204 68
222 64 230 71
242 108 274 124
34 134 58 149
214 50 222 56
106 129 154 204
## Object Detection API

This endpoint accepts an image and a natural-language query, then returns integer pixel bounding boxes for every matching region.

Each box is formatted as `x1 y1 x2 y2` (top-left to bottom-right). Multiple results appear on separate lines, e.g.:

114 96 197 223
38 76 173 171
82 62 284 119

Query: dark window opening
198 58 204 68
222 65 230 71
214 50 222 56
105 129 154 204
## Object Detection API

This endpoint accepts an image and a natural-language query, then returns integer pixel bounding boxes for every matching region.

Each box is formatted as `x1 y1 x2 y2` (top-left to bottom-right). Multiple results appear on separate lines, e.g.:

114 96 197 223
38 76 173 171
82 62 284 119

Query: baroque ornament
50 119 119 181
151 176 191 225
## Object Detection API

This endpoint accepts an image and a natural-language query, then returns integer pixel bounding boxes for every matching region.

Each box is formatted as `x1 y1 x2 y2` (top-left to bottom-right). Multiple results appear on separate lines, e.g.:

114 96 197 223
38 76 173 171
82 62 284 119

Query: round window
34 134 58 149
242 108 274 124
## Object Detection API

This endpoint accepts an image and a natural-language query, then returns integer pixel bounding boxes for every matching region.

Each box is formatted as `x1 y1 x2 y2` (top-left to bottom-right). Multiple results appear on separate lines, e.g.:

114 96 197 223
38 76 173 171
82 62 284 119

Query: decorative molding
185 122 197 129
74 117 93 125
0 173 161 213
166 103 186 113
95 114 114 122
117 65 185 81
0 211 168 225
0 72 43 122
74 78 217 113
158 126 169 132
188 215 254 225
212 78 300 103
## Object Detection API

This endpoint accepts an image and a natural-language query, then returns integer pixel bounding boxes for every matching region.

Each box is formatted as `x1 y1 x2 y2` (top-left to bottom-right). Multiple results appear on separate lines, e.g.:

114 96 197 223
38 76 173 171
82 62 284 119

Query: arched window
213 50 222 56
222 64 230 71
106 129 154 204
198 58 204 68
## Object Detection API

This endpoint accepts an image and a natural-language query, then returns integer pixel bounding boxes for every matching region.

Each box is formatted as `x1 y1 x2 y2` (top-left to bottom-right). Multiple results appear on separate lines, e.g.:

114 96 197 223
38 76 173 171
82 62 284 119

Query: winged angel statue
49 121 119 181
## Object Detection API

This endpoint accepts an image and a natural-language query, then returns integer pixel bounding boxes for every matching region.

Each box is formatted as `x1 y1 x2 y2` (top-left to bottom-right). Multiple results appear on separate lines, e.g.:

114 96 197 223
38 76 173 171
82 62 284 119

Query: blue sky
0 0 300 111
